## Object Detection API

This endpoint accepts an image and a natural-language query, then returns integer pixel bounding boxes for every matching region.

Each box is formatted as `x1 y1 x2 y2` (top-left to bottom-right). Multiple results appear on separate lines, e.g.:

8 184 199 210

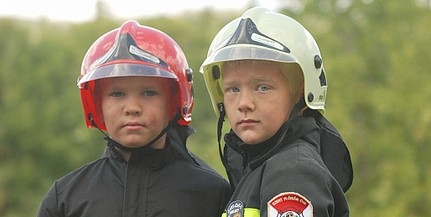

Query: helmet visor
201 44 296 70
77 63 178 88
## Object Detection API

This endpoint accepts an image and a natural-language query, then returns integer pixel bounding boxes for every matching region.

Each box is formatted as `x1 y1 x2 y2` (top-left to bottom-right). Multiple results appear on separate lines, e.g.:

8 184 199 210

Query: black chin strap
89 114 172 153
216 103 236 188
216 103 227 166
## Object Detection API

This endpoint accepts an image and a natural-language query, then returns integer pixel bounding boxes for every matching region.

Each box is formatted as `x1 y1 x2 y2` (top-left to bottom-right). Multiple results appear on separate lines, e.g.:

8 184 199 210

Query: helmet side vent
319 69 327 86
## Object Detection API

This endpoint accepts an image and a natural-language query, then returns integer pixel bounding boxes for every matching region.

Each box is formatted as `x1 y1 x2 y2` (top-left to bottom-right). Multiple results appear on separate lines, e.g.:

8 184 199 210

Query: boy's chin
237 134 267 145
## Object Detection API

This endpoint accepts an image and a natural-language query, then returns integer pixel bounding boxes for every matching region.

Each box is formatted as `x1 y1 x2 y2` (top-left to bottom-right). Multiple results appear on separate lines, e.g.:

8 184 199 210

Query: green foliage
0 1 431 216
297 0 431 216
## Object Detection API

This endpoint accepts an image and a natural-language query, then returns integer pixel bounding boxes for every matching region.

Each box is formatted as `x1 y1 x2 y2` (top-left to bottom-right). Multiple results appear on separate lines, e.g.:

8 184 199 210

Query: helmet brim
78 63 178 88
200 44 297 73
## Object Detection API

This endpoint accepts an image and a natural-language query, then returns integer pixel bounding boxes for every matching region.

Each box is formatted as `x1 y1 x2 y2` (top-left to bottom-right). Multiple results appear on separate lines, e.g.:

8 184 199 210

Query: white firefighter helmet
200 7 327 117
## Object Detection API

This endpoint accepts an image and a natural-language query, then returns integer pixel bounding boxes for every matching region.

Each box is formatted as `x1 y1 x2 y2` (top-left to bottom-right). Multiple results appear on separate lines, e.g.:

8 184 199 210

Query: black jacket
222 111 353 217
37 126 232 217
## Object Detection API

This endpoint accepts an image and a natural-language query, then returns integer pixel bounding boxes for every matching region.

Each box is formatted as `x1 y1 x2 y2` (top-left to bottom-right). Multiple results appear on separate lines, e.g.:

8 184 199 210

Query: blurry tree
0 19 116 216
282 0 431 216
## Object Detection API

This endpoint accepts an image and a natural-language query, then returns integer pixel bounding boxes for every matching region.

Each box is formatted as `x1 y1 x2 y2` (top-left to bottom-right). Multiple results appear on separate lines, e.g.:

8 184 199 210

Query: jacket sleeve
37 182 61 217
259 146 347 217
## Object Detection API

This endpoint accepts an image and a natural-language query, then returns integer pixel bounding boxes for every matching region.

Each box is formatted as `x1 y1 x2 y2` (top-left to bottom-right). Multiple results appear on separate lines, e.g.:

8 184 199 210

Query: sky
0 0 283 23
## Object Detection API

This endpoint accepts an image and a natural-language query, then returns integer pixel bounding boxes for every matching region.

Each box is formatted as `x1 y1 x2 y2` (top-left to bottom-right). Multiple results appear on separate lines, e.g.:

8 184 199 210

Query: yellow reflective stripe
244 208 260 217
221 208 260 217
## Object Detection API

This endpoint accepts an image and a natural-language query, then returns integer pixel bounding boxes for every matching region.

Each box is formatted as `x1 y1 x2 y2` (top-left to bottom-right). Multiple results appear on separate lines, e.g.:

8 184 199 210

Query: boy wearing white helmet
37 20 231 217
200 7 353 217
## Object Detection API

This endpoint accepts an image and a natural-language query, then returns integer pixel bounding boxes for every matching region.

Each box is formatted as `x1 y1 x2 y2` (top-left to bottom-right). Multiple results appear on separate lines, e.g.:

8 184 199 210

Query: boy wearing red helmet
37 20 231 217
200 7 353 217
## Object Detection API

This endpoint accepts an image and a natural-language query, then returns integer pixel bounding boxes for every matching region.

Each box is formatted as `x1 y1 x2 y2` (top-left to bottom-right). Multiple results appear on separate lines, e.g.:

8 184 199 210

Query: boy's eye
109 91 124 97
257 85 270 92
143 90 157 96
225 87 240 93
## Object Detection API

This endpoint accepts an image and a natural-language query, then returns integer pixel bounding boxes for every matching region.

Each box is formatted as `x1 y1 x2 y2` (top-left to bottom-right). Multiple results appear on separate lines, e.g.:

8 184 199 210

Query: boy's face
222 61 299 145
98 76 175 149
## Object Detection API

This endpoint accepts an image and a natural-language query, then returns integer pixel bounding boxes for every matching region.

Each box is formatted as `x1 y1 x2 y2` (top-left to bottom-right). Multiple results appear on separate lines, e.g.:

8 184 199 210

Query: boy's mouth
237 119 259 125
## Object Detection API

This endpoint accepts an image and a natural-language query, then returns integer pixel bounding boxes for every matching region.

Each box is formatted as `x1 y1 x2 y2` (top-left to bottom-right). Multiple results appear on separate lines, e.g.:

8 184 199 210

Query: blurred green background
1 0 431 216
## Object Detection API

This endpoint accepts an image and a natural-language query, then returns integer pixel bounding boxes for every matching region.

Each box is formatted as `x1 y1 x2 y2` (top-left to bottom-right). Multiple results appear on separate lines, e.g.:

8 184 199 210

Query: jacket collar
224 116 317 170
224 111 354 192
101 125 200 166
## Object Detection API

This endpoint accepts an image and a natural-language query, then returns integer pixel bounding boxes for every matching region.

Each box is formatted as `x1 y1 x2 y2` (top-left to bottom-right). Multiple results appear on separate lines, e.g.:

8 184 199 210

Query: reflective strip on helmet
77 63 178 88
221 208 260 217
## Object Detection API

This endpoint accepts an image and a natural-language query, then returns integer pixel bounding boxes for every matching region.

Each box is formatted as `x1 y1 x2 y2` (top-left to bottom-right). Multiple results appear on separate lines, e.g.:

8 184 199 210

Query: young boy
37 20 231 217
200 7 353 217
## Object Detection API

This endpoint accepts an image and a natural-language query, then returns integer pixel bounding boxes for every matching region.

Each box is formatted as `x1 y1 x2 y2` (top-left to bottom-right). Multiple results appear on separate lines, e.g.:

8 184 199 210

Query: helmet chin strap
88 114 172 153
216 103 234 188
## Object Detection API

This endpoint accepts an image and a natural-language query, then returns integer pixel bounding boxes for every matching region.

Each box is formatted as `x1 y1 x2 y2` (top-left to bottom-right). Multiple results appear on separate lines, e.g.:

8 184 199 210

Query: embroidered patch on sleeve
267 192 313 217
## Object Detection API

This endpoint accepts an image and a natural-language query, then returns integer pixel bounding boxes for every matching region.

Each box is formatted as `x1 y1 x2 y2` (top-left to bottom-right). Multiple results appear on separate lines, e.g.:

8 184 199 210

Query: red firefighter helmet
78 20 194 130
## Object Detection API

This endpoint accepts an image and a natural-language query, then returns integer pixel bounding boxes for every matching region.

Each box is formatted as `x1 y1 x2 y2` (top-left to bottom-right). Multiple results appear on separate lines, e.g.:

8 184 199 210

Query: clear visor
200 44 297 71
77 63 178 88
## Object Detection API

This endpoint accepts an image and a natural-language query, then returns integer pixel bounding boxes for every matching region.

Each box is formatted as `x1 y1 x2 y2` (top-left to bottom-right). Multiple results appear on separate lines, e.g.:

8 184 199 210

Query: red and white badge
267 192 313 217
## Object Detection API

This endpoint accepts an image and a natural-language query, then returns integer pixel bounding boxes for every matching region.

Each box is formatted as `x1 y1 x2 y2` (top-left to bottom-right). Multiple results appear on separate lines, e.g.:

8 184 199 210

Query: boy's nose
237 91 255 112
124 99 142 116
125 108 141 116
